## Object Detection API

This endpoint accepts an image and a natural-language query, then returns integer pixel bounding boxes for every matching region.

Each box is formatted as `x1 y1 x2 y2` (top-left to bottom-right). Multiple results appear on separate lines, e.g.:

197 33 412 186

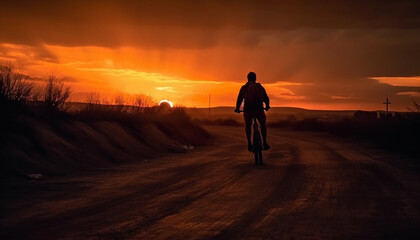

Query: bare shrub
0 65 33 104
30 85 44 102
114 93 126 112
85 92 102 111
133 94 154 111
86 92 101 105
43 75 71 111
114 94 125 105
408 99 420 113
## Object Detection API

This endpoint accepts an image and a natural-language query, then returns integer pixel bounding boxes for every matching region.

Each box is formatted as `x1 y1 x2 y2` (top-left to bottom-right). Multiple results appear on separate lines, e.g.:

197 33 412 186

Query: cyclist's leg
244 112 253 151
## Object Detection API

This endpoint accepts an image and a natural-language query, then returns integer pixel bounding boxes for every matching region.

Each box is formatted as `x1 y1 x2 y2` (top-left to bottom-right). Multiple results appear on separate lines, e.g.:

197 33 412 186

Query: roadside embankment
1 108 209 178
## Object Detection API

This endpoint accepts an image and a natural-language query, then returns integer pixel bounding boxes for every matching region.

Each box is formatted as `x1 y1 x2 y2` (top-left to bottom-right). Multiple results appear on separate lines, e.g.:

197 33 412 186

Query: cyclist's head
247 72 256 82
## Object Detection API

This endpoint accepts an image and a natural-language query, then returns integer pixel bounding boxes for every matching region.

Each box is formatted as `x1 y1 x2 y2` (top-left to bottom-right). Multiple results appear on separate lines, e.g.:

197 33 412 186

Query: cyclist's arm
235 86 244 112
262 86 270 110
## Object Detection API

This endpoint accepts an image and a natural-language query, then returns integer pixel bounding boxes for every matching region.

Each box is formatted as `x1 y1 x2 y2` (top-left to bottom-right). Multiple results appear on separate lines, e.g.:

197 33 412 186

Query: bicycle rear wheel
254 151 259 165
253 122 264 165
254 150 263 165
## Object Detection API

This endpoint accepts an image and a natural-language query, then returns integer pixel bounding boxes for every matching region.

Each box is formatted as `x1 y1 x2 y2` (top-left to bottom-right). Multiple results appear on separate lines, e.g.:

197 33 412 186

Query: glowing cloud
371 76 420 87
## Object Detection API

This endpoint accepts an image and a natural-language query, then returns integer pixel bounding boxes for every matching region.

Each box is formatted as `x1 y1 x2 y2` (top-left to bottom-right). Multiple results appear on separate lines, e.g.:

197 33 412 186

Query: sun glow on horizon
1 41 419 111
159 99 174 107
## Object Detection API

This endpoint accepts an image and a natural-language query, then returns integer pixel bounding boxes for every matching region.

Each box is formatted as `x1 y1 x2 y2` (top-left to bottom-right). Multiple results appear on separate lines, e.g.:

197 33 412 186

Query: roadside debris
27 174 43 180
183 145 194 151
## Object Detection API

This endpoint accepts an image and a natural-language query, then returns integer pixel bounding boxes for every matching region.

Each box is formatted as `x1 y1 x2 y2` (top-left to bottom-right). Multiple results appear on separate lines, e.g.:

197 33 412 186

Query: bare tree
408 99 420 113
43 75 71 111
0 64 33 104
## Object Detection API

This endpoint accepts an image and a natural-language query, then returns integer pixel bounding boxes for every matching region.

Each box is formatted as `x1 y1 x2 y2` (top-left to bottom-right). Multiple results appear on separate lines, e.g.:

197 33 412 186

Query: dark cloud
0 44 58 63
1 0 420 48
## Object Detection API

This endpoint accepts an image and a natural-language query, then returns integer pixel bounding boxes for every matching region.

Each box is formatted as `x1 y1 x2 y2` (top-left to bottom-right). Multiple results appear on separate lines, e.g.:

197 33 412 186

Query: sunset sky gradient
1 0 420 110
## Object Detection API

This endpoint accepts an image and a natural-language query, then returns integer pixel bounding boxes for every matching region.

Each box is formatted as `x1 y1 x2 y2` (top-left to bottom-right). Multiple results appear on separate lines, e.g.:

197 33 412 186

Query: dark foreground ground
1 126 419 239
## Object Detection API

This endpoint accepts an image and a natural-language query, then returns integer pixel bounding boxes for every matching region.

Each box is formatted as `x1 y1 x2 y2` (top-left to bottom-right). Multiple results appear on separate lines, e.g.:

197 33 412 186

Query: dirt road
2 126 419 239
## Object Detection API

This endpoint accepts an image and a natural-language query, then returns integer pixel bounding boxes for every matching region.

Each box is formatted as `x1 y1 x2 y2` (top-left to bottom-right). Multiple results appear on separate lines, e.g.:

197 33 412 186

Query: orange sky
1 1 420 110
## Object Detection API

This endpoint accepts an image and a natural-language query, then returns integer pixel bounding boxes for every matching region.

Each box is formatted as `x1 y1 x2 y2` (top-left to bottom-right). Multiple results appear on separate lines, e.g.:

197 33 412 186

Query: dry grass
269 113 420 157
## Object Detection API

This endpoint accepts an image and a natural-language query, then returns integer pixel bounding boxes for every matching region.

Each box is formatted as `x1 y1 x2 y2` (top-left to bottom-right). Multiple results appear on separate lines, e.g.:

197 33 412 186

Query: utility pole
383 97 391 118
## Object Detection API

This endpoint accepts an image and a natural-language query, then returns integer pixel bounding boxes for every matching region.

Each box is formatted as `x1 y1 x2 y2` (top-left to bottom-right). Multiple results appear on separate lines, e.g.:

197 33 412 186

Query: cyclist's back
241 81 268 112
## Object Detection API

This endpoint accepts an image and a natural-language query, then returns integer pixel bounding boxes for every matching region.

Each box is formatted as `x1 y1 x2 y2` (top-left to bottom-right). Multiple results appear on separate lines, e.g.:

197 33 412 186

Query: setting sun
159 99 173 108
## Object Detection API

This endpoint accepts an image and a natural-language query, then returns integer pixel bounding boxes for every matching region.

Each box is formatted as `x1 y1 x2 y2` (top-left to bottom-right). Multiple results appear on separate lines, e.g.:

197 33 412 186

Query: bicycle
238 110 266 165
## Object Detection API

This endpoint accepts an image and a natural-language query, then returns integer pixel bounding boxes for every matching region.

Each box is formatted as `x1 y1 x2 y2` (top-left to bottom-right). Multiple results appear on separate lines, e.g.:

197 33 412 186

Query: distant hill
186 107 356 121
66 103 359 121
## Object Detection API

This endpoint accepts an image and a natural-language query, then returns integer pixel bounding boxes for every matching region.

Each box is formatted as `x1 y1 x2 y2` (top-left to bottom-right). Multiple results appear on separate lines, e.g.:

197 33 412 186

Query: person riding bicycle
235 72 270 152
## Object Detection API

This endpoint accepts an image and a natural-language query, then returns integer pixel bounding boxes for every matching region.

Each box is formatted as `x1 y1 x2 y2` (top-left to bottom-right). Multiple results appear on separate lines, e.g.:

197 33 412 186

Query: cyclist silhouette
235 72 270 151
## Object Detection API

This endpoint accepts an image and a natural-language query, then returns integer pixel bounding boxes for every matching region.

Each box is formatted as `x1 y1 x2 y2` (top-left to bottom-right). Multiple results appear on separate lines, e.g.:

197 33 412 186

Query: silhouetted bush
134 93 153 111
43 75 70 112
113 93 127 113
0 65 33 105
408 100 420 112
